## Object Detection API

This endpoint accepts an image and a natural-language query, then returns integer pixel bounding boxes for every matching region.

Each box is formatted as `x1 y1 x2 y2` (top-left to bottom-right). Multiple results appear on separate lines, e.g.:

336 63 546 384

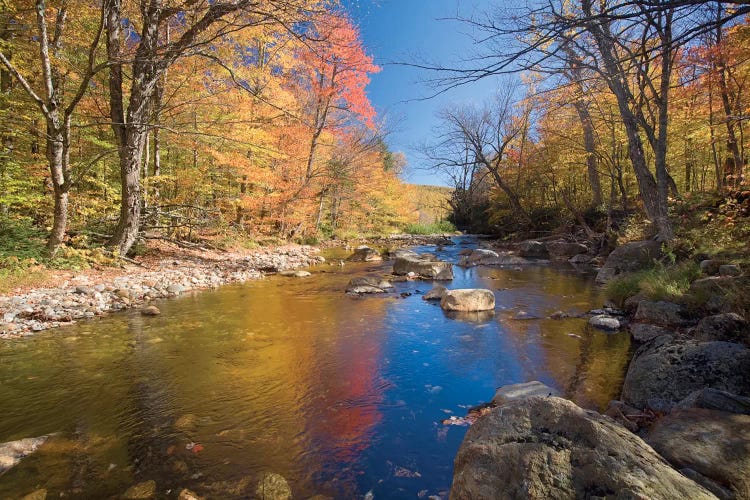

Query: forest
0 0 422 264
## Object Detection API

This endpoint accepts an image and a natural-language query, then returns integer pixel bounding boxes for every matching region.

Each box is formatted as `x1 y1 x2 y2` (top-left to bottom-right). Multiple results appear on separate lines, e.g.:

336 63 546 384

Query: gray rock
74 286 94 295
518 240 548 259
345 277 392 294
634 300 691 327
688 276 750 313
675 388 750 415
140 306 161 317
680 468 735 500
569 253 593 264
347 246 382 262
588 314 624 331
647 408 750 499
422 285 448 301
440 289 495 312
695 313 750 344
595 240 662 283
0 435 51 474
461 249 500 266
491 381 560 405
629 323 672 342
393 253 453 280
621 336 750 410
719 264 741 277
546 241 588 259
279 270 310 278
166 284 185 295
450 396 715 500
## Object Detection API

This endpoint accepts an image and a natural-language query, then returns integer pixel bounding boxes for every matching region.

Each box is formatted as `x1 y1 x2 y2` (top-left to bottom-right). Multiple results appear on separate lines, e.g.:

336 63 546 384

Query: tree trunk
46 124 68 254
573 100 603 207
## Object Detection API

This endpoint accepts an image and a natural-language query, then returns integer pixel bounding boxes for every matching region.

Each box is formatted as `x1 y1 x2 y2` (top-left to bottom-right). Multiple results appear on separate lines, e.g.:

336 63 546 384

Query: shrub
404 220 456 235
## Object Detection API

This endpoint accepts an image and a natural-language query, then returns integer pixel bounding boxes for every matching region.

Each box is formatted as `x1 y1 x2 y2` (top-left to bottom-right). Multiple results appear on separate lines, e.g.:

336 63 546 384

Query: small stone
122 480 156 499
589 315 623 331
140 306 161 317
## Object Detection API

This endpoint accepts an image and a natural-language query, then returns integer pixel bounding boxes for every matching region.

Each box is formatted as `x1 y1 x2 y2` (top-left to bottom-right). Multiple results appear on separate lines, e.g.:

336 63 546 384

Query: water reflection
0 240 630 498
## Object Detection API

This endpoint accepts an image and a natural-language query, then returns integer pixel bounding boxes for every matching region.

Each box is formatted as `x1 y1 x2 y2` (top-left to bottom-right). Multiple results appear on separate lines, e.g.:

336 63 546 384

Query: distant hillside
409 184 453 224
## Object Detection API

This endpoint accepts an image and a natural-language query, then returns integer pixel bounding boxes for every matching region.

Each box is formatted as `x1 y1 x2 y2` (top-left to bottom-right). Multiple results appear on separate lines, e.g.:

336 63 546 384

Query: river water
0 238 630 499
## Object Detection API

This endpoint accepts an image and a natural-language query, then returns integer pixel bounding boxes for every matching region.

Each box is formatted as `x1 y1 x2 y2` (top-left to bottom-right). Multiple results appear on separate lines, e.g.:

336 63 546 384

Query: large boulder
595 240 662 283
450 396 715 500
687 276 750 313
491 381 560 405
518 240 549 259
621 336 750 410
347 246 382 262
546 241 588 260
345 277 393 294
629 323 673 343
634 300 691 327
393 253 453 280
647 409 750 499
440 289 495 312
695 313 750 345
675 388 750 415
460 249 500 267
422 285 448 301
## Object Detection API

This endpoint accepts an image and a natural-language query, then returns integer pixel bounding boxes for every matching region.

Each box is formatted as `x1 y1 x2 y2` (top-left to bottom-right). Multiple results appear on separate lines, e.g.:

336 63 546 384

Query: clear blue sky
343 0 510 186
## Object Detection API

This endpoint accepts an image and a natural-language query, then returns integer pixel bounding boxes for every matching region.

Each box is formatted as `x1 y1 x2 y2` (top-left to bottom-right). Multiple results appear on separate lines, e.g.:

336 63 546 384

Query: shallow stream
0 237 630 499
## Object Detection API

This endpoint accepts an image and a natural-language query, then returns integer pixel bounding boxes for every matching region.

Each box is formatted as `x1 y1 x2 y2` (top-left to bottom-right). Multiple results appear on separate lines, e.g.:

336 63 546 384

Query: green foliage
0 216 48 260
606 261 701 306
403 220 457 235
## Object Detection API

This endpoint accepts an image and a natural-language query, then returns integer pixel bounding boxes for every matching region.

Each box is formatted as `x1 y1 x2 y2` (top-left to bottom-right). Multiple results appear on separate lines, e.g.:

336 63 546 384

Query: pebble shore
0 245 322 339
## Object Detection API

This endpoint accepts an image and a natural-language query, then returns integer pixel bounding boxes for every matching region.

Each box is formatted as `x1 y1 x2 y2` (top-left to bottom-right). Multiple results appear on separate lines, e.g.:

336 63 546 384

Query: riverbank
0 240 323 339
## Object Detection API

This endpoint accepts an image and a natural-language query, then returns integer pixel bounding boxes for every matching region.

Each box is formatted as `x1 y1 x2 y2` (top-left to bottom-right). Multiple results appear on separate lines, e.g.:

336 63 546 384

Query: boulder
700 259 722 275
675 388 750 415
719 264 741 277
450 396 715 500
422 285 448 301
393 253 453 280
629 323 672 343
569 253 593 265
518 240 549 259
440 289 495 312
345 277 393 294
491 381 560 405
695 313 750 344
595 240 662 283
487 253 534 266
546 241 588 259
461 249 500 266
647 408 750 499
166 284 185 295
621 336 750 410
0 435 51 474
634 300 691 327
588 315 624 331
347 246 382 262
255 473 292 500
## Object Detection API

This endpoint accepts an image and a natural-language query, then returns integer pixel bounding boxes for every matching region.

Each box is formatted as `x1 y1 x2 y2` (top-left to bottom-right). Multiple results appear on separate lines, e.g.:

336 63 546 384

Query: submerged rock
647 408 750 499
0 435 51 474
122 480 156 499
345 277 393 294
450 396 714 499
440 289 495 312
595 240 662 283
621 336 750 410
255 473 292 500
140 305 161 317
347 246 382 262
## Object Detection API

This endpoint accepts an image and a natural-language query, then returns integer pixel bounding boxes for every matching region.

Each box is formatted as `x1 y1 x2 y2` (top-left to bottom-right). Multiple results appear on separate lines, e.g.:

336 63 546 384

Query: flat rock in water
440 289 495 312
621 336 750 410
347 246 382 262
0 435 51 474
393 253 453 280
647 408 750 499
140 305 161 317
450 396 715 499
345 277 392 294
279 270 310 278
491 381 560 406
588 314 624 331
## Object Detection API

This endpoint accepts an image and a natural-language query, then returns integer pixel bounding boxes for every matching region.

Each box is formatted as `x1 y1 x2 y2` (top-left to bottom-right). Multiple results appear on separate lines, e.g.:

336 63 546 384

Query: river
0 237 630 499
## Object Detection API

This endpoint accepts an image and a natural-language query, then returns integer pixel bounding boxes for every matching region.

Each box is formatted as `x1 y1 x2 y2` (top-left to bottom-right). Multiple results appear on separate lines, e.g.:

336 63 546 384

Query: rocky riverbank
0 243 323 339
